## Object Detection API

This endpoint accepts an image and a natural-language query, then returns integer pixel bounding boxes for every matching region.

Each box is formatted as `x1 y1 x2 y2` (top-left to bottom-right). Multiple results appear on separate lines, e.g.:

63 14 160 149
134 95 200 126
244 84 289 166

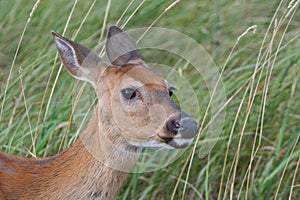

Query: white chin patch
128 141 171 149
128 138 194 149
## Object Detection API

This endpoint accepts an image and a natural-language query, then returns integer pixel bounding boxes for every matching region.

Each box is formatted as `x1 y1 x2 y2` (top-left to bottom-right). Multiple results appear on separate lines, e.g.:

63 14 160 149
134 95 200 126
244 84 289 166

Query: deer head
52 26 198 151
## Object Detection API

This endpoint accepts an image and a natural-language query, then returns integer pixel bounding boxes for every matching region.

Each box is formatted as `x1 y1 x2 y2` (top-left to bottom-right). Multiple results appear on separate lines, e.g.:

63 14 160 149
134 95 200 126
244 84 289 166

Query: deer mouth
158 135 195 149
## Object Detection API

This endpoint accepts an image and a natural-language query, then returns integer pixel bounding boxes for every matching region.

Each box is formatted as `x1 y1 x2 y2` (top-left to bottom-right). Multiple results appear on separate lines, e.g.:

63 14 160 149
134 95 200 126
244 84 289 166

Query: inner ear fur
52 31 107 85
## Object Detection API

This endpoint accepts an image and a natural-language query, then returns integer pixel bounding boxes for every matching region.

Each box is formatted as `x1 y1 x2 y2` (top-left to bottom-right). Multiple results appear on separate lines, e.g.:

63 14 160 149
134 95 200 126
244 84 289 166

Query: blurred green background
0 0 299 199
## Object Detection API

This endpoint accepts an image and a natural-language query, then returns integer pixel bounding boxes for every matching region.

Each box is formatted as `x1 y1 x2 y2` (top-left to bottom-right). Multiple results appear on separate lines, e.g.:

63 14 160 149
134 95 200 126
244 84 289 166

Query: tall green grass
0 0 299 199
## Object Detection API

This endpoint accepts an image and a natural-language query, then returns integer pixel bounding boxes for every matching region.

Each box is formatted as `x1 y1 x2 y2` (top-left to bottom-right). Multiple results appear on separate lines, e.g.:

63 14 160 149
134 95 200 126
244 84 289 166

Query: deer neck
55 104 141 199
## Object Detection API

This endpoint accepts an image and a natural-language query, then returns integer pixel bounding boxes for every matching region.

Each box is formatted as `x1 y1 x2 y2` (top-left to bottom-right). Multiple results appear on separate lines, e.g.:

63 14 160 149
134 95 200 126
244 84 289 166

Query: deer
0 25 198 200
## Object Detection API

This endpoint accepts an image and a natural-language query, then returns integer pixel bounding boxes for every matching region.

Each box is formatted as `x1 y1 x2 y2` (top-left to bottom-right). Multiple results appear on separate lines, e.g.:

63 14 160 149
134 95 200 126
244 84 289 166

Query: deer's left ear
106 26 144 66
52 31 107 86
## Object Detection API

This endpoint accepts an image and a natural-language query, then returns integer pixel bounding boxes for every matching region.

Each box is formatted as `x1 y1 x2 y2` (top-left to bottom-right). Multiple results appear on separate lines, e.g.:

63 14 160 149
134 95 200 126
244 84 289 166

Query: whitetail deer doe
0 26 198 199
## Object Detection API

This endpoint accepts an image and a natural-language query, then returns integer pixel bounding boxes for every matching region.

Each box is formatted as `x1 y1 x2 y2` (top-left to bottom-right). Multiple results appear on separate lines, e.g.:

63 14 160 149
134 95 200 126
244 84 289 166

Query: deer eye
121 88 137 100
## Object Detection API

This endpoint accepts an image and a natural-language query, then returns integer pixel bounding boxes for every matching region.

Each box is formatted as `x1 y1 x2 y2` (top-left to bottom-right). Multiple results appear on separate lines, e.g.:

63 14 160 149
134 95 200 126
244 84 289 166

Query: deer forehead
104 65 169 90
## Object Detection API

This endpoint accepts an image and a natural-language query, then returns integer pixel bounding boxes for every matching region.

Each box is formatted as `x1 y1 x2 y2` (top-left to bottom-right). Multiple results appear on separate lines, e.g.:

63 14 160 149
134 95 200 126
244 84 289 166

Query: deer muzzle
160 114 198 148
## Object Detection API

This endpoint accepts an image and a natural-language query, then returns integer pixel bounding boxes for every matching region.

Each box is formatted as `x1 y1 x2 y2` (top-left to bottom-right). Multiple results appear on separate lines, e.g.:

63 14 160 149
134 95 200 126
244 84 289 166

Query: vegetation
0 0 299 199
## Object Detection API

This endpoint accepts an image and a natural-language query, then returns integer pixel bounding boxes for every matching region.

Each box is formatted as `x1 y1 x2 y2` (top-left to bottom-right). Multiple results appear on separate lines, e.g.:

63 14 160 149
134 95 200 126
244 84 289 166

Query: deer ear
105 26 144 66
52 31 106 86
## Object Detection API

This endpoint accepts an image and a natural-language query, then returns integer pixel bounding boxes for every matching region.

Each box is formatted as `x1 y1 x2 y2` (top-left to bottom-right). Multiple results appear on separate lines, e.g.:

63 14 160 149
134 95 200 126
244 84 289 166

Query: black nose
167 116 198 138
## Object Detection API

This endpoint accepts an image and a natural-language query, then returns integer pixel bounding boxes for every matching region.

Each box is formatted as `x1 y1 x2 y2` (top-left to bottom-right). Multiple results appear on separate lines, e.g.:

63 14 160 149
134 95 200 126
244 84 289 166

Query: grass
0 0 300 199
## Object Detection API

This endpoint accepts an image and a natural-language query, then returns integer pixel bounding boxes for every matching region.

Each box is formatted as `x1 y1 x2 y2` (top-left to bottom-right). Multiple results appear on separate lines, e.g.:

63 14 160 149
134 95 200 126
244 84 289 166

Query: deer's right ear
52 31 106 86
